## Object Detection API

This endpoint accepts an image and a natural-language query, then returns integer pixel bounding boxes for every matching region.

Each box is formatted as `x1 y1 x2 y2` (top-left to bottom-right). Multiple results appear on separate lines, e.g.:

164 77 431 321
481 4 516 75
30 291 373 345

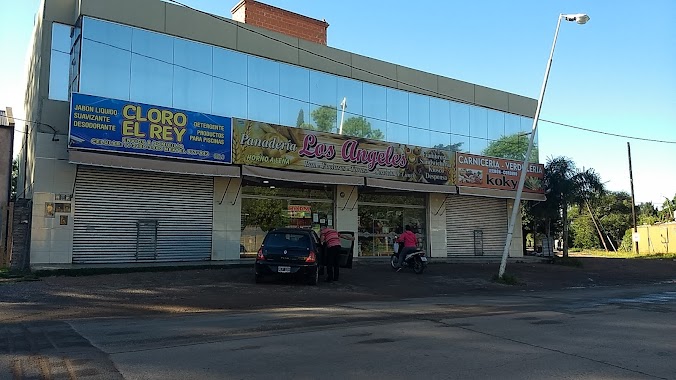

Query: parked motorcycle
390 242 427 274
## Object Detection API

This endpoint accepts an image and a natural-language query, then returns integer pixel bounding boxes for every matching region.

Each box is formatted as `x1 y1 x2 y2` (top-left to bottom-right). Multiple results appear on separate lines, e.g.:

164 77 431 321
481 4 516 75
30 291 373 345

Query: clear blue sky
2 0 674 206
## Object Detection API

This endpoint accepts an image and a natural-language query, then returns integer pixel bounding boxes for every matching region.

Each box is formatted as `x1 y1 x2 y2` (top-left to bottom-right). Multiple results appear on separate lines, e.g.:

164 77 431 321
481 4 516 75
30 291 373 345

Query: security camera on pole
498 13 590 279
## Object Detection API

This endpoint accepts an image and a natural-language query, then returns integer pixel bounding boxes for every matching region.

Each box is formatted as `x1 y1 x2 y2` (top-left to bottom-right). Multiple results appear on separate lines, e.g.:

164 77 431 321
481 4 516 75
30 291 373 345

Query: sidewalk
1 258 675 323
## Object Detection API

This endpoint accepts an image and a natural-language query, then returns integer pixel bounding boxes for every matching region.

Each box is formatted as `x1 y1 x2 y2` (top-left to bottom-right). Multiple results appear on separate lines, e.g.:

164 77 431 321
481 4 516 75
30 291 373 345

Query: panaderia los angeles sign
232 118 454 185
456 152 545 193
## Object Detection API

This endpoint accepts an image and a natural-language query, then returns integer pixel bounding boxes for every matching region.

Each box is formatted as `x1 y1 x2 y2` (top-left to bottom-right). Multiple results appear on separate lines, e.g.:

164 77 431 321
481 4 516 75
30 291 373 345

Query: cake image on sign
458 168 483 184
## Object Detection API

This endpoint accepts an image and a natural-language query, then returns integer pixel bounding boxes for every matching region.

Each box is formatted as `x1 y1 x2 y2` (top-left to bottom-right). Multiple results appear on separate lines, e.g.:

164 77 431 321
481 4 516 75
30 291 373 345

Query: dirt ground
1 257 675 323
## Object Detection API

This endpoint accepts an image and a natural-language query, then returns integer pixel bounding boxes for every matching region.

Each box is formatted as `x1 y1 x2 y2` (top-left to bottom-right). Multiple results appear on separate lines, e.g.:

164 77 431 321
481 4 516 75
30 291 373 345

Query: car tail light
305 251 316 263
256 248 265 261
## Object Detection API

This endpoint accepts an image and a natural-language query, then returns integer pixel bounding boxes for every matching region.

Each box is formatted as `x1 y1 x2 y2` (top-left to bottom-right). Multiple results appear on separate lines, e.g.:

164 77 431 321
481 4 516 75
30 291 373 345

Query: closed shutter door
446 195 507 258
73 166 213 264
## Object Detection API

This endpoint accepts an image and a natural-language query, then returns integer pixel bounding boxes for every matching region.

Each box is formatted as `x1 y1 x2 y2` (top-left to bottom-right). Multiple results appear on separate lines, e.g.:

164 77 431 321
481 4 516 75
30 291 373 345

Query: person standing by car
320 224 353 282
396 225 417 271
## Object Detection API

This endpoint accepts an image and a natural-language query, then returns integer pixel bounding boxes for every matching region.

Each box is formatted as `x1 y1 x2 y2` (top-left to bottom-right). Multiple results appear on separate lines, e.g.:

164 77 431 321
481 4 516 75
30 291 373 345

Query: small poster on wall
45 203 55 218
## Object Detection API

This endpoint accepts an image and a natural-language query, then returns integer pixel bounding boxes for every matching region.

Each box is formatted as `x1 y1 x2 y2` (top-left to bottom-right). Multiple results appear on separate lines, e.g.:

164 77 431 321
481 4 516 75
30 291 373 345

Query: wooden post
0 204 6 266
3 203 13 267
627 142 639 254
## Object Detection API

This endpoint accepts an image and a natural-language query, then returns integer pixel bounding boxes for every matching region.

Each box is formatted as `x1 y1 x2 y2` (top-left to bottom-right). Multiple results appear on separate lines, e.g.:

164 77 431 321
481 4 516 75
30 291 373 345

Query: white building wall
428 193 447 258
212 177 242 261
335 185 358 257
507 199 524 258
30 132 76 265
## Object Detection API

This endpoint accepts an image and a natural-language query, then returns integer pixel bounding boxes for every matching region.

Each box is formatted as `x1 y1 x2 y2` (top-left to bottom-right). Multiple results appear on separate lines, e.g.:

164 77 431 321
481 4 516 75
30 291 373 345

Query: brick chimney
231 0 329 45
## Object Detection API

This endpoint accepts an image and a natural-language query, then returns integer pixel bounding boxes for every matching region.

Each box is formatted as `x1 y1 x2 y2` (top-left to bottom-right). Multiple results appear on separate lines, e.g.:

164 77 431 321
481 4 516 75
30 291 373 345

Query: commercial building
18 0 545 268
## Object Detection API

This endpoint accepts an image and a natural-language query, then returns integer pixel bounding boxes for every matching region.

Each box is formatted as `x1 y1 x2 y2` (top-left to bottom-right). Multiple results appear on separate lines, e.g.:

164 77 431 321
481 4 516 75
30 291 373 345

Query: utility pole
627 142 638 254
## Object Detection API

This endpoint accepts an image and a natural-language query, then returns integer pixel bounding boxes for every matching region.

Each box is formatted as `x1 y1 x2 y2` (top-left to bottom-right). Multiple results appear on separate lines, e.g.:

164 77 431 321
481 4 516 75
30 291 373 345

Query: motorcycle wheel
413 257 425 274
390 254 399 270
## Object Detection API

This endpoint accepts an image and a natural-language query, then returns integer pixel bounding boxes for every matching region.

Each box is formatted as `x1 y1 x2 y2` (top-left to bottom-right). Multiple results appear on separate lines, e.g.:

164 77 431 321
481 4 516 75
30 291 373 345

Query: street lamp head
563 13 590 24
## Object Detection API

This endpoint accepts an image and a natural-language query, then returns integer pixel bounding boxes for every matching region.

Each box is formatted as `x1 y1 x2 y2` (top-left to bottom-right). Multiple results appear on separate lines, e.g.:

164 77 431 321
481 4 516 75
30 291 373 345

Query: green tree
310 106 337 133
658 195 676 222
432 142 464 152
296 109 305 128
568 191 632 251
242 198 288 232
542 156 605 257
11 159 18 201
637 202 659 225
482 133 539 162
342 116 384 140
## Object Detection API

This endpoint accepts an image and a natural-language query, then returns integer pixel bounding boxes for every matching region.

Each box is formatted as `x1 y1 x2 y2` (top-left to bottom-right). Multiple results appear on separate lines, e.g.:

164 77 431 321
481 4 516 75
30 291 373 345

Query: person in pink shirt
396 225 418 271
320 225 354 282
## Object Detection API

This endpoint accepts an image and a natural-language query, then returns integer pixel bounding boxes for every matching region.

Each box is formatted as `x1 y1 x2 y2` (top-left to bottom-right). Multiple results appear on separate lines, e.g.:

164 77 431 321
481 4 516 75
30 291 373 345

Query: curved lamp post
498 13 590 278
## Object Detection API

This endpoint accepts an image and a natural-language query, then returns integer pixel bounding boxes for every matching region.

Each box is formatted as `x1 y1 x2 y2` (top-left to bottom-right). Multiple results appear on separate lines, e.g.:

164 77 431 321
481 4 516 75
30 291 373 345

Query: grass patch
492 273 522 285
569 250 676 260
0 268 40 282
551 256 584 267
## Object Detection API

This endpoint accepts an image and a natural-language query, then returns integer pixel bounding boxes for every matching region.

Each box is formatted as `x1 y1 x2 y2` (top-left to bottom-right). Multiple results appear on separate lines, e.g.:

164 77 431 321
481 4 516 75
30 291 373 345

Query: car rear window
264 233 312 249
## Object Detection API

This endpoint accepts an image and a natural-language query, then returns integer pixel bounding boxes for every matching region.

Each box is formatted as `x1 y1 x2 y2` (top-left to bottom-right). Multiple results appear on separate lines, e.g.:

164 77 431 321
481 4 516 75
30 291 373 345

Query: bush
618 229 634 252
569 247 583 253
552 256 583 267
492 273 522 285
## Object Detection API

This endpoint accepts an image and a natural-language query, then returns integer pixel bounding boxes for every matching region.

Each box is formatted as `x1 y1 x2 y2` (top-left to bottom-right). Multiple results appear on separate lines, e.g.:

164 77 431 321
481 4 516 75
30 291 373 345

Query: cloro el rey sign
456 152 545 193
69 93 232 163
232 118 454 185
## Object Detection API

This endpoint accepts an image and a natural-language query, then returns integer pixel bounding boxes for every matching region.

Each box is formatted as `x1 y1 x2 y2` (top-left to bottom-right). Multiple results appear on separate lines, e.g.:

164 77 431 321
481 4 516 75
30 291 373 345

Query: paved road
2 283 675 379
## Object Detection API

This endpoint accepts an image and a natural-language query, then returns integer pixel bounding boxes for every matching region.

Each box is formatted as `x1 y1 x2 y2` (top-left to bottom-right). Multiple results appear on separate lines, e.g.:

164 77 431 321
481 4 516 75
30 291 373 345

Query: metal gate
446 195 507 258
73 166 213 264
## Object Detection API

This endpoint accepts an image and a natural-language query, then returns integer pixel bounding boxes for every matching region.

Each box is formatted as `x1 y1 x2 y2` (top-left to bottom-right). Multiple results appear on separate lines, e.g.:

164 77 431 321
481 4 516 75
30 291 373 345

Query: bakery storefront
231 117 455 259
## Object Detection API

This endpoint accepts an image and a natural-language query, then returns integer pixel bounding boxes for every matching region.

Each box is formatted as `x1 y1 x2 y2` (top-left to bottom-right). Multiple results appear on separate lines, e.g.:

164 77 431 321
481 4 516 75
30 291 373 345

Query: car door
337 231 355 269
311 231 324 266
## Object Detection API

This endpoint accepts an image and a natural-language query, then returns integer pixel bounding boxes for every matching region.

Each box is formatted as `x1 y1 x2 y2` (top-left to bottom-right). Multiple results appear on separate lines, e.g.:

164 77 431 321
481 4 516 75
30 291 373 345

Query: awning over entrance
365 178 457 194
68 150 241 177
241 165 364 186
457 186 546 201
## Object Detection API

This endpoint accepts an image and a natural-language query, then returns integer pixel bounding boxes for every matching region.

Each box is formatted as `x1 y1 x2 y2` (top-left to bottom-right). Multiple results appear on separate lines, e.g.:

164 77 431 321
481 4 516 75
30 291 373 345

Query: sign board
232 118 454 185
288 205 312 218
69 93 232 164
456 152 545 193
632 232 640 242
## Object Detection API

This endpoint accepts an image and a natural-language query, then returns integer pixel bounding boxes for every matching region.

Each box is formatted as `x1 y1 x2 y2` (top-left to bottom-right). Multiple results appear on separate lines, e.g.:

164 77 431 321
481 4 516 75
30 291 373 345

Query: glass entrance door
357 193 427 257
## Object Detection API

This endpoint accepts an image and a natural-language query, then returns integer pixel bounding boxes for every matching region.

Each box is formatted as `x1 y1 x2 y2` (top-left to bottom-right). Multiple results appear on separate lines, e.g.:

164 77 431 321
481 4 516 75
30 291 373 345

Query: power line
163 0 676 146
540 119 676 144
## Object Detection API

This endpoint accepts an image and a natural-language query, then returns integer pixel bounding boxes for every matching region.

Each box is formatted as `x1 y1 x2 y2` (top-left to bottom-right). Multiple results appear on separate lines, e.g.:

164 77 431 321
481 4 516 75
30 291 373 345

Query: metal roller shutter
446 195 507 258
73 166 213 264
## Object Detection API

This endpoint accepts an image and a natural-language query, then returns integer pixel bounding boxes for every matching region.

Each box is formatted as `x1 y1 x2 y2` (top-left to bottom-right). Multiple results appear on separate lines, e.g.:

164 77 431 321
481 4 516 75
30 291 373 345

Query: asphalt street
2 258 675 379
2 281 675 379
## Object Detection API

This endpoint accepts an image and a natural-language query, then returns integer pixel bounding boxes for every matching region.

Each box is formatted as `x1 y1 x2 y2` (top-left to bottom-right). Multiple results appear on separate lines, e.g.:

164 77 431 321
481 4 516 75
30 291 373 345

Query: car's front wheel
307 267 319 286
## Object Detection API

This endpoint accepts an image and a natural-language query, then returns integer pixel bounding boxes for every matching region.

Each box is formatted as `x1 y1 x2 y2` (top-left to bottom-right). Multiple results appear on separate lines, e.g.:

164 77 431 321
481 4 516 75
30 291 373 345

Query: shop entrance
240 180 334 258
357 192 427 257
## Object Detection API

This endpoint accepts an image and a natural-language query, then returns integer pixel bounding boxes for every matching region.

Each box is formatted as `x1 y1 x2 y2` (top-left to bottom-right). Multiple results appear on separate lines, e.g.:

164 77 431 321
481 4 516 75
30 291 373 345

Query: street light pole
498 13 590 278
339 97 347 135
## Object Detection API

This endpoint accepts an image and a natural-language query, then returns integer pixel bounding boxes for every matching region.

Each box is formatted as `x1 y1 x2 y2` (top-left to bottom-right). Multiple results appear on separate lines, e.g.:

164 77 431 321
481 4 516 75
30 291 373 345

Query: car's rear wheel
307 267 319 286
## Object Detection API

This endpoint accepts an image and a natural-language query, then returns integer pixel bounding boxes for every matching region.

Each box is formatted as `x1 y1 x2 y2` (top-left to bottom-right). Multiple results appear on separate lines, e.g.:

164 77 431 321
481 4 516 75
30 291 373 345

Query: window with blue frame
75 16 538 161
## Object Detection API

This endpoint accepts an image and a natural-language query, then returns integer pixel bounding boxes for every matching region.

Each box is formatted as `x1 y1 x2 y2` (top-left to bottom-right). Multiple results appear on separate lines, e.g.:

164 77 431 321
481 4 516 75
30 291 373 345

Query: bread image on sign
458 168 483 184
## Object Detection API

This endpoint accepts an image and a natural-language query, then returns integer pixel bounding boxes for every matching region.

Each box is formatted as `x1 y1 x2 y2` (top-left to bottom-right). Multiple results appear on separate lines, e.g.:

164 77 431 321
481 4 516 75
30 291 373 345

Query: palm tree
544 157 605 257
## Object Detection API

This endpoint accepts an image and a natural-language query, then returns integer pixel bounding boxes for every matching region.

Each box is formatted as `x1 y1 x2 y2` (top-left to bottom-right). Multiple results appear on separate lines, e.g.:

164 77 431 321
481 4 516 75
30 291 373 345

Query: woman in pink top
396 225 418 270
320 225 354 282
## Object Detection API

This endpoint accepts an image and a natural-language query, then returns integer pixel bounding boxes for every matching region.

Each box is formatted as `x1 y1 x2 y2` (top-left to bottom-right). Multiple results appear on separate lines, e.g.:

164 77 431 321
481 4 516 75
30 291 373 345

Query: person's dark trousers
398 247 416 268
326 245 341 281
